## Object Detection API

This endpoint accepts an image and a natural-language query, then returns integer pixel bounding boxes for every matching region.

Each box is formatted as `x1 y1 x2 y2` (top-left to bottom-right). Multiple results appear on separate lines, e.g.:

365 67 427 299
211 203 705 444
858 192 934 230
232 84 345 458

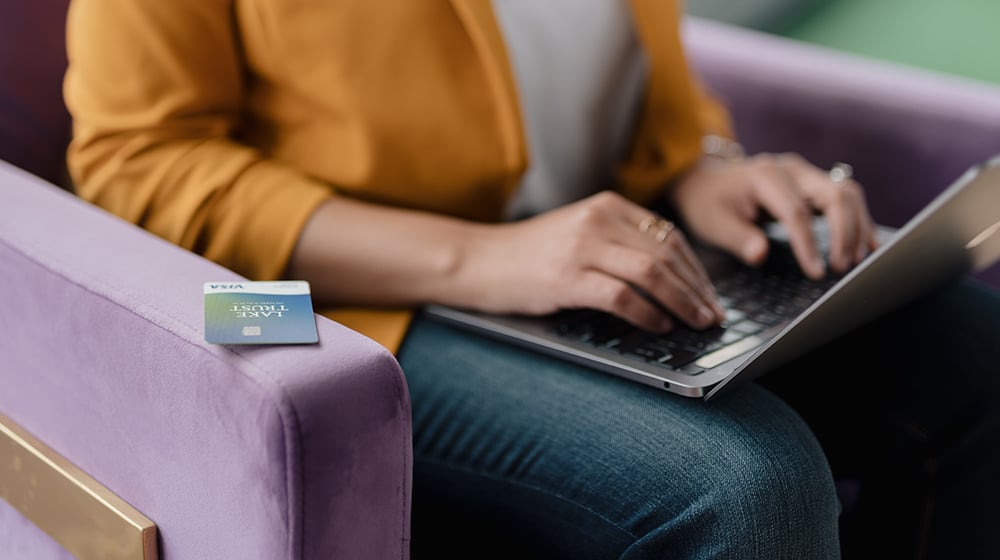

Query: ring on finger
639 215 676 243
654 220 675 242
829 162 853 184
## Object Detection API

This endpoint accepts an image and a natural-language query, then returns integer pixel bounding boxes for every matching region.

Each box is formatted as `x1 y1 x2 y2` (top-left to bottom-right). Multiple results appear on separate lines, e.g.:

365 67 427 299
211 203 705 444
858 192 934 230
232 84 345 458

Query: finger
572 270 675 333
580 241 721 329
749 156 826 279
633 217 720 304
628 217 725 321
594 195 721 308
840 175 882 260
782 160 859 273
577 192 723 324
858 206 881 260
658 246 727 327
607 197 722 300
784 157 879 271
693 206 771 269
658 229 727 320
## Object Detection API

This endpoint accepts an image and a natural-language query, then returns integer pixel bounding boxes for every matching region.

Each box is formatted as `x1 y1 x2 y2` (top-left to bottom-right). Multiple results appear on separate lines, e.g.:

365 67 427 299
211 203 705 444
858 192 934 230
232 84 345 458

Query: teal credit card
204 281 319 345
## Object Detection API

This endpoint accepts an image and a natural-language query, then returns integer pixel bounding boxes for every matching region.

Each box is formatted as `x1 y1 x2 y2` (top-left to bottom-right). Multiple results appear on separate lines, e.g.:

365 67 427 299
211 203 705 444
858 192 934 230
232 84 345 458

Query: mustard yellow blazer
65 0 732 351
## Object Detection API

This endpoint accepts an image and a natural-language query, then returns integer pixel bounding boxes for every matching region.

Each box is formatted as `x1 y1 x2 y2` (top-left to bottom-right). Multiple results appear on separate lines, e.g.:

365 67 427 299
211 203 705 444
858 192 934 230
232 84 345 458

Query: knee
707 430 841 549
634 394 842 558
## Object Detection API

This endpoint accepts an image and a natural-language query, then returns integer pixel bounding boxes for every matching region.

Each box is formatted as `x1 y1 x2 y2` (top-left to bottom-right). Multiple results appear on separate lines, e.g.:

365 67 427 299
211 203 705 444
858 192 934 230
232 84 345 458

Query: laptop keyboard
548 256 837 375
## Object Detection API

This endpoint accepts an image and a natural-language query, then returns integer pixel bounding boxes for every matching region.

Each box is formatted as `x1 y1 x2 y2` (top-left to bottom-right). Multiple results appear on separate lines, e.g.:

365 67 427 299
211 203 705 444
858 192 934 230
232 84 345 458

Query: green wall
688 0 1000 84
780 0 1000 84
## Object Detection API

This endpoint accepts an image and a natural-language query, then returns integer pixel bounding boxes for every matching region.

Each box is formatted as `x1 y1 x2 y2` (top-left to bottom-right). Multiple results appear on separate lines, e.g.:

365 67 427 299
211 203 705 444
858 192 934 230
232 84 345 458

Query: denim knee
622 387 842 560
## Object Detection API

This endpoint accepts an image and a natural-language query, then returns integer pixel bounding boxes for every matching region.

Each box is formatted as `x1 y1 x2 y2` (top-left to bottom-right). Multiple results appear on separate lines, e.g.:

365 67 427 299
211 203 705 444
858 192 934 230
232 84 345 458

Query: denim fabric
398 278 1000 559
399 318 841 558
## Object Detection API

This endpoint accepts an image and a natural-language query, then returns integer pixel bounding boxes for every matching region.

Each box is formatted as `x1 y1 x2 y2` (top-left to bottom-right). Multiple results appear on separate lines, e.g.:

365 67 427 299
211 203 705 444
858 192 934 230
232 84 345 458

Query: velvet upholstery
0 158 412 558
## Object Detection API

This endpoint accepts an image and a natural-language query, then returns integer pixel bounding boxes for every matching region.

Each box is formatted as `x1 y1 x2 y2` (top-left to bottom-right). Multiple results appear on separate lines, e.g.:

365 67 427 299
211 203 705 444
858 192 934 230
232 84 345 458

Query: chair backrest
0 0 73 189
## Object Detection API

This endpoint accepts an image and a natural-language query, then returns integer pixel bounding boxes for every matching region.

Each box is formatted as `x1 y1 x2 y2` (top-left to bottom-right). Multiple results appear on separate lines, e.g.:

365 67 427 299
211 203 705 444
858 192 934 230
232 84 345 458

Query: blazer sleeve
64 0 332 280
616 0 735 205
692 82 735 142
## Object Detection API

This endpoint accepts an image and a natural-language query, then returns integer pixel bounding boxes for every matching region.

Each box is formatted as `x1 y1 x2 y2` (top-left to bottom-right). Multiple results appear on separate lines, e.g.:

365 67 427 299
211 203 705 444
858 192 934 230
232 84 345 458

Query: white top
491 0 649 219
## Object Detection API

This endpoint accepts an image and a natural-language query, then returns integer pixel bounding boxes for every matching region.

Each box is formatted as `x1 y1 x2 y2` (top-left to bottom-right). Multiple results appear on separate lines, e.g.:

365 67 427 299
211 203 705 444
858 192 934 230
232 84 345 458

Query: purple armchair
1 161 413 560
0 3 411 559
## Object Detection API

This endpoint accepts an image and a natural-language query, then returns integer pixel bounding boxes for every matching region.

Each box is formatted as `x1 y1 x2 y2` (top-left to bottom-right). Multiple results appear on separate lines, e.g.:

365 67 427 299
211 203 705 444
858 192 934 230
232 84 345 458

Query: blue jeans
397 279 1000 559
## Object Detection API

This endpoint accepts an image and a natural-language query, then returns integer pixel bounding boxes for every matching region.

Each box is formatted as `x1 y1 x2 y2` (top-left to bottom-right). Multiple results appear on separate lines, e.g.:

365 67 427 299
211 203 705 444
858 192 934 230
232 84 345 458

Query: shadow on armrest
683 16 1000 289
0 161 412 560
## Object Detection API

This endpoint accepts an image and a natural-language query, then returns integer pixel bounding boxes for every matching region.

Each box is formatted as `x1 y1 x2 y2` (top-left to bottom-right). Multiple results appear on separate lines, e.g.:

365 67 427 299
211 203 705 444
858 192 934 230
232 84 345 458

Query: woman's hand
667 152 880 280
460 191 726 333
288 191 721 333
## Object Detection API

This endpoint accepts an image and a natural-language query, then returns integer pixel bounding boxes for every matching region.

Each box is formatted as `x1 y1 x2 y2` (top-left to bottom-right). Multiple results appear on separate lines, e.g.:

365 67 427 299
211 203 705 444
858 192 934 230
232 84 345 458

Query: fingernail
713 300 727 320
660 317 675 332
744 237 767 263
698 307 715 327
812 256 826 277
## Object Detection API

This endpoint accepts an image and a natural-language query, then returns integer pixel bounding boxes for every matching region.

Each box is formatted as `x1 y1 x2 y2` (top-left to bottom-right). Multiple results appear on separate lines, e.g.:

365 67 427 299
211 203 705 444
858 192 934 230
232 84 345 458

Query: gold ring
829 162 853 184
639 216 659 233
640 216 675 243
654 220 675 243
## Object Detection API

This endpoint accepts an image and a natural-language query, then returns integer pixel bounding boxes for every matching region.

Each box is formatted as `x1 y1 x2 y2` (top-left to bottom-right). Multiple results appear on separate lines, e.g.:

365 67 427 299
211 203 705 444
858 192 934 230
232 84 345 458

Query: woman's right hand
458 191 726 333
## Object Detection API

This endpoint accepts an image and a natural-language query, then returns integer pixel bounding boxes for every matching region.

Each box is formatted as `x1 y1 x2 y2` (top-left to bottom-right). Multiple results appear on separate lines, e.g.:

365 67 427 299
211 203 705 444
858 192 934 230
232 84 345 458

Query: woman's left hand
667 152 880 280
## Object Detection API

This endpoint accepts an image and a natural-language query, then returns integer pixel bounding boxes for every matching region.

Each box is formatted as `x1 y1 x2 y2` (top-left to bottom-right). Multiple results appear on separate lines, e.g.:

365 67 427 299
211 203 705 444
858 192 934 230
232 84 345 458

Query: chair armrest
683 16 1000 287
0 160 411 560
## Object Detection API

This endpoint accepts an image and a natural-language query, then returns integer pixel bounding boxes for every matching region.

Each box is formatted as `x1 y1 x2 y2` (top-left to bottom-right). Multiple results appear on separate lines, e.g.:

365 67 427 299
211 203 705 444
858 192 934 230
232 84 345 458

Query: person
63 0 1000 558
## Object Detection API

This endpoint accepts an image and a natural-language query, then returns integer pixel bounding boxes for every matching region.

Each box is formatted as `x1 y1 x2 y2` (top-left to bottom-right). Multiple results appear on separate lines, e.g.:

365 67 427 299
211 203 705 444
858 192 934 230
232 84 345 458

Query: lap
398 312 840 559
396 279 1000 559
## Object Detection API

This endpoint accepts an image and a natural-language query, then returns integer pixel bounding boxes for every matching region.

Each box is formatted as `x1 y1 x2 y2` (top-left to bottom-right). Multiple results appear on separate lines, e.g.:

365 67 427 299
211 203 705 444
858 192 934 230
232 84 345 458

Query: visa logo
210 284 245 289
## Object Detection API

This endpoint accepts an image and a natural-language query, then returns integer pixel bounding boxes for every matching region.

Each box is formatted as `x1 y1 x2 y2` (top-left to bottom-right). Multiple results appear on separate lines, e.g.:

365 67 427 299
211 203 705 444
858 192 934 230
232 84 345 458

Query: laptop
423 155 1000 400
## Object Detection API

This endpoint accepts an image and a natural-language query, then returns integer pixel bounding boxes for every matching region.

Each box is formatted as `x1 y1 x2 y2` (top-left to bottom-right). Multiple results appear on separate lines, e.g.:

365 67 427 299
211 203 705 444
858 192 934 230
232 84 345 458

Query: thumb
738 231 769 267
707 219 769 267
